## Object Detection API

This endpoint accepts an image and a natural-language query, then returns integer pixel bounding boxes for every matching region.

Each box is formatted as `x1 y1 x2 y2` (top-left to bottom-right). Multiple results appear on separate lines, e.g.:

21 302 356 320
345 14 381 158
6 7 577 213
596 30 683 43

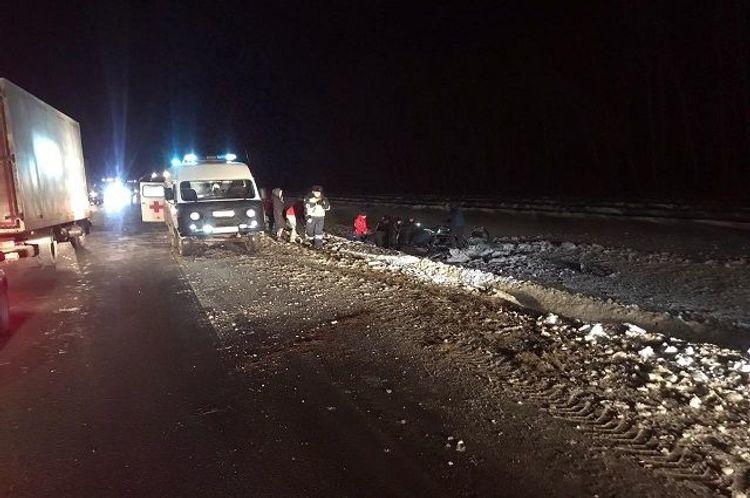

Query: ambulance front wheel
245 234 261 254
177 237 195 257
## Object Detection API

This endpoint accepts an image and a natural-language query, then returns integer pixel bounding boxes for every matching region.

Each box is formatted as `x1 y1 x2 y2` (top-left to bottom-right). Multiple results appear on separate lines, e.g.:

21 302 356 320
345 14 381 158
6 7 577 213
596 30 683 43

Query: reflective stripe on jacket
305 196 330 218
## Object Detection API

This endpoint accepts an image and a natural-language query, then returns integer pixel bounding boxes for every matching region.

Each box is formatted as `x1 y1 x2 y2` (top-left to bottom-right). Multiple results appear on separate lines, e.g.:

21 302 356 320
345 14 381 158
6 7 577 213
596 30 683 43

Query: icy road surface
0 208 747 496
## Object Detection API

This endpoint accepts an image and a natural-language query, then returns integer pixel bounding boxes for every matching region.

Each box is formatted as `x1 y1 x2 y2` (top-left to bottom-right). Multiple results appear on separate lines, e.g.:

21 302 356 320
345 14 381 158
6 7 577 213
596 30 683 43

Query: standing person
285 203 300 243
352 212 369 242
399 217 418 249
261 190 273 234
305 185 330 248
272 188 285 240
391 217 403 248
374 215 392 248
448 204 467 248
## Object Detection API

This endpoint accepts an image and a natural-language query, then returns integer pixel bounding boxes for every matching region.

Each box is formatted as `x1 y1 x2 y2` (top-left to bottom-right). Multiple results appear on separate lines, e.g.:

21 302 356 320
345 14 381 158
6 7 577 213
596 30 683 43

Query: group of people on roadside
266 185 331 249
351 204 467 250
264 188 469 252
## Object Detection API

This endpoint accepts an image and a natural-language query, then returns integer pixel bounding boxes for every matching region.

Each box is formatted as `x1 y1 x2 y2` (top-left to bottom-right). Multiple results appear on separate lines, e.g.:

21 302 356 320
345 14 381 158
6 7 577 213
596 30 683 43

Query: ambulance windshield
180 180 256 201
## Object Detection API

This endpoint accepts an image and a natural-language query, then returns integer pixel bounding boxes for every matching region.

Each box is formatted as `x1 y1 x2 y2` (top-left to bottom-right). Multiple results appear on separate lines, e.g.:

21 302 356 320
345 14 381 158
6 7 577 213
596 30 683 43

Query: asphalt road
0 208 696 496
0 210 462 496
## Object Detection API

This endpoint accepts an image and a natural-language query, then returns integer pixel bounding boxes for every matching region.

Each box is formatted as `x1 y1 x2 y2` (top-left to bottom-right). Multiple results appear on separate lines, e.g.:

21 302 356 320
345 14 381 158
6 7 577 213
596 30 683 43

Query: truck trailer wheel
36 238 58 268
70 232 87 250
0 273 9 335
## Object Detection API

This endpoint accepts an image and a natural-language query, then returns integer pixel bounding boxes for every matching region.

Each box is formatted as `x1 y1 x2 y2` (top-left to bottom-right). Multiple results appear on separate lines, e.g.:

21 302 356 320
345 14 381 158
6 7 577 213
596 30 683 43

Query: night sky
1 1 748 201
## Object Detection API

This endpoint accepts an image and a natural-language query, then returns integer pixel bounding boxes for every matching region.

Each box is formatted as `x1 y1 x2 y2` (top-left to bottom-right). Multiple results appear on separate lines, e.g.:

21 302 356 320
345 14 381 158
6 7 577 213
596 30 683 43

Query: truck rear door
0 96 18 229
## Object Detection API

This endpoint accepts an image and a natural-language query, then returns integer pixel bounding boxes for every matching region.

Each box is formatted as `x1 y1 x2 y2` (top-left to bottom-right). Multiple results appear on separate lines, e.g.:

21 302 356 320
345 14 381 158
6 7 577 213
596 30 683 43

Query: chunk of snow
663 345 678 354
725 392 744 403
676 355 694 367
543 313 559 325
689 396 702 409
692 371 708 383
625 323 647 337
446 249 472 264
584 323 608 342
638 346 655 359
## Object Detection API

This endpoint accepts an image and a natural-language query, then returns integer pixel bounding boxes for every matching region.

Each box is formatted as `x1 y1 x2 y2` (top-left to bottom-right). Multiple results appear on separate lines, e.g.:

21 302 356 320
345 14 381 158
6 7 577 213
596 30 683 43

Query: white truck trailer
0 78 91 332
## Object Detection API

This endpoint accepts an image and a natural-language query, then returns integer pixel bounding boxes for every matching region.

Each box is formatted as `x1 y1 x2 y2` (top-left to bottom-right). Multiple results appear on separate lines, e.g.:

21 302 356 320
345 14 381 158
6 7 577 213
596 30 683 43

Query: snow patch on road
335 245 512 293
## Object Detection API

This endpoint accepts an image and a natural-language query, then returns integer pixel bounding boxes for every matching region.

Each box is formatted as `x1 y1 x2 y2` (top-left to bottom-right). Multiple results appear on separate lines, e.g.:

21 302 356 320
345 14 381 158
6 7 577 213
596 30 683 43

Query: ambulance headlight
189 223 197 231
189 211 201 221
249 220 258 228
203 224 214 234
245 208 256 217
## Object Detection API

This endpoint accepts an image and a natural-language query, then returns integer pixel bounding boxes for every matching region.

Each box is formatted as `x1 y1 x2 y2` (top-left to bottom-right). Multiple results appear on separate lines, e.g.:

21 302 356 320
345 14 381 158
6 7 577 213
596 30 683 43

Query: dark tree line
259 1 750 202
6 2 745 203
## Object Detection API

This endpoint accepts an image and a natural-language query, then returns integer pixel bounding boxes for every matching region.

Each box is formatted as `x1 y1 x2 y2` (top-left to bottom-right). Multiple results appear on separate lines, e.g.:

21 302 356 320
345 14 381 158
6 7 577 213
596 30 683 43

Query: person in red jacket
352 212 370 242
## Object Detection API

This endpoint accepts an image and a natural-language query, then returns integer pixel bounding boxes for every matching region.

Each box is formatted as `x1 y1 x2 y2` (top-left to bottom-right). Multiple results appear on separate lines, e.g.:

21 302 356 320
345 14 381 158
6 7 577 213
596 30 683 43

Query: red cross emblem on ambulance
140 182 166 222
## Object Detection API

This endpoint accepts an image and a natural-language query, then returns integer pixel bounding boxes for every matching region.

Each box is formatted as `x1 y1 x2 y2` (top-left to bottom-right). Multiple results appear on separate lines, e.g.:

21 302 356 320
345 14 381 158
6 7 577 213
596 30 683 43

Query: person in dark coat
262 192 273 234
391 217 403 248
272 188 285 240
399 217 419 249
448 204 467 248
374 215 393 248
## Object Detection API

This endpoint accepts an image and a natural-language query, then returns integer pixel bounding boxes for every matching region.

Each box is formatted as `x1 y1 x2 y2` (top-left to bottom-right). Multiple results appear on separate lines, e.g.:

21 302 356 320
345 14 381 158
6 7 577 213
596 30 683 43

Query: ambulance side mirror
164 187 174 201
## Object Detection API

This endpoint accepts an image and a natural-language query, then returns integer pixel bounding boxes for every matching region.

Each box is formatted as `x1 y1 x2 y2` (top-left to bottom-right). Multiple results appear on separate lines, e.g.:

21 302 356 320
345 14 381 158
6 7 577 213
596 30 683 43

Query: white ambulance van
164 154 265 255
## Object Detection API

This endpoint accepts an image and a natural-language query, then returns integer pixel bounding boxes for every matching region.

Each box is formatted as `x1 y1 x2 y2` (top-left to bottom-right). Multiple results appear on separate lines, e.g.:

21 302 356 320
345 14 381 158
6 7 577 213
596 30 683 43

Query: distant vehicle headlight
203 224 214 234
246 208 256 217
189 223 198 231
103 181 131 213
249 220 258 228
189 211 201 220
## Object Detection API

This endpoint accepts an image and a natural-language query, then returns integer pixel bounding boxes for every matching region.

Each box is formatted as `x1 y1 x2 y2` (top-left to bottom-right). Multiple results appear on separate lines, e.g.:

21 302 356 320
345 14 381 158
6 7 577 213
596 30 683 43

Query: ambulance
164 154 265 255
139 180 166 222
